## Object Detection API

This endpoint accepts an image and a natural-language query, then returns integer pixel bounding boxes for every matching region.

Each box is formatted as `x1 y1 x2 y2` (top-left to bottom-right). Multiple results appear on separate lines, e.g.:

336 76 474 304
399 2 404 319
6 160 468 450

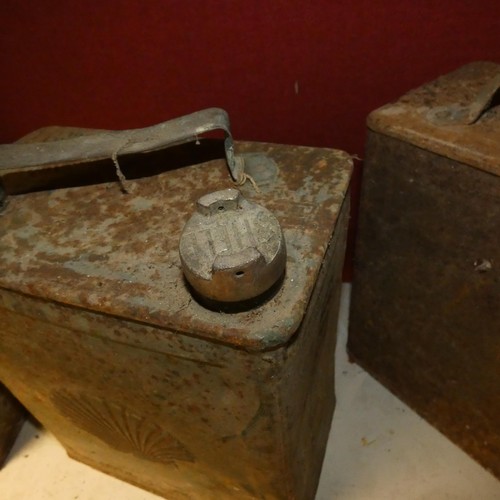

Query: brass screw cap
179 188 286 303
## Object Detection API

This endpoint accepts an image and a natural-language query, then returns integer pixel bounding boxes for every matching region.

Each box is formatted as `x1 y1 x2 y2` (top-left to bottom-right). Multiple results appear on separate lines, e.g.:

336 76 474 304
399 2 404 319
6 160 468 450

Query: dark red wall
2 1 499 279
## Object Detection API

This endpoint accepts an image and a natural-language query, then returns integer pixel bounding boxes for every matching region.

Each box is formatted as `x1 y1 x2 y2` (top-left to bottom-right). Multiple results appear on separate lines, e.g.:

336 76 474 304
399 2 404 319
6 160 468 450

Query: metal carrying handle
428 73 500 125
464 73 500 124
0 108 245 183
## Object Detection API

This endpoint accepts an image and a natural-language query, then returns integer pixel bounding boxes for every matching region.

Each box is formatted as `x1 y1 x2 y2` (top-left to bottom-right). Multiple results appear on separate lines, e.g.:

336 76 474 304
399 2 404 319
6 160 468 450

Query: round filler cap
179 188 286 303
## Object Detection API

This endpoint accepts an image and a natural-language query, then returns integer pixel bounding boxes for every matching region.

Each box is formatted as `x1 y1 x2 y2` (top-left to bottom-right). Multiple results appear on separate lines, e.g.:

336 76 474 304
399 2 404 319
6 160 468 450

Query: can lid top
0 140 352 352
368 61 500 177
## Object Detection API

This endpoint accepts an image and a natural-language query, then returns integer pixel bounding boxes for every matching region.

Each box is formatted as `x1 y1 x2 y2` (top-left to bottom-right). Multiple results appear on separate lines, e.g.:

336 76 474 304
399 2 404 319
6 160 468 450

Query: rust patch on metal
0 141 351 351
367 61 500 177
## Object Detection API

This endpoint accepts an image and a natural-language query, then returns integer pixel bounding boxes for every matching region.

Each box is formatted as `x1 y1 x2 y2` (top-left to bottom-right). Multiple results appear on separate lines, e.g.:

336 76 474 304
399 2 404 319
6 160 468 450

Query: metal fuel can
349 62 500 477
0 109 352 499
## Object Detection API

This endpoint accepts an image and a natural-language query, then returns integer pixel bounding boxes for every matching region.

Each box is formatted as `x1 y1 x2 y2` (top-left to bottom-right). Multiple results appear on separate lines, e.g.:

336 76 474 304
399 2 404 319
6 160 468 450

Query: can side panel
0 292 290 499
349 132 500 477
0 383 25 468
280 196 350 499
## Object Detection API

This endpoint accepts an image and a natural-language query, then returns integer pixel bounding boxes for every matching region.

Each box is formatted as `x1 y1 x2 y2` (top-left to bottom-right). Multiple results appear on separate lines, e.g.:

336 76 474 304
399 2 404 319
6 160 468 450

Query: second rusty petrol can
0 110 352 499
349 62 500 478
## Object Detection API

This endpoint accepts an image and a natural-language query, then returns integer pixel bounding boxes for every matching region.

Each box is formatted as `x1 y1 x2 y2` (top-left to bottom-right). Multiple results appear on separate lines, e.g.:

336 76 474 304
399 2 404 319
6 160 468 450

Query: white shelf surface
2 285 499 499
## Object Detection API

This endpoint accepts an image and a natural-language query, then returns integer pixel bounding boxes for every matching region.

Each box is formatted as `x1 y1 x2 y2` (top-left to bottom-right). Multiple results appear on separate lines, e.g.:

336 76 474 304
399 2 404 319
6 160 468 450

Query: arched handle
428 73 500 125
0 108 245 183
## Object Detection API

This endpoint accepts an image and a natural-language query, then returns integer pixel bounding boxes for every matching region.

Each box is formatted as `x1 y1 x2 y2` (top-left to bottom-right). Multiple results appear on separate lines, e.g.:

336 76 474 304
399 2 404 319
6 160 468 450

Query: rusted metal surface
0 141 351 352
367 61 500 178
349 62 500 478
0 383 25 468
0 131 352 498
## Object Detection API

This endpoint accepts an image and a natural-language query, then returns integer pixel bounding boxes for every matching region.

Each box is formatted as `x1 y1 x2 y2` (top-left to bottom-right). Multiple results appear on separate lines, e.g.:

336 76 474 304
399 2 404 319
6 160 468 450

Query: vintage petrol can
0 109 352 499
349 62 500 477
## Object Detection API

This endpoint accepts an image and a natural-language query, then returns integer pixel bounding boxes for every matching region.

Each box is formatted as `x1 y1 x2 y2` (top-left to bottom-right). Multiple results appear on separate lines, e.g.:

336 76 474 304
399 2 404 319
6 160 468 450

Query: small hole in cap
235 271 244 277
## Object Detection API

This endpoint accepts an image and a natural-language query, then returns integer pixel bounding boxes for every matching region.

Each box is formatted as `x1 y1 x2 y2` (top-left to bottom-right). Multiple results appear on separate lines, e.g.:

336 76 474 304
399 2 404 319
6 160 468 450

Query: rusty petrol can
0 109 352 499
349 62 500 477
